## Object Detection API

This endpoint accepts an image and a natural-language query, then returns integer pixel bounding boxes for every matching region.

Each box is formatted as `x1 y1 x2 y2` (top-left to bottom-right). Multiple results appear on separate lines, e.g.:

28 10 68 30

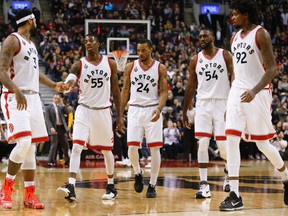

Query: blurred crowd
0 0 287 163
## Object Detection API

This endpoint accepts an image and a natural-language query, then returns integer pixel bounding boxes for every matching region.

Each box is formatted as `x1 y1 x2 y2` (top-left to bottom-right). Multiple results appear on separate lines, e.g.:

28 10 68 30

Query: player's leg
22 144 45 209
102 150 118 200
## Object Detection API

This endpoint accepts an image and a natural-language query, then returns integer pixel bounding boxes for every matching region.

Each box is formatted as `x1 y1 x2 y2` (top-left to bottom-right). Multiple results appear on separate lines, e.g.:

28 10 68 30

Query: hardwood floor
0 160 287 215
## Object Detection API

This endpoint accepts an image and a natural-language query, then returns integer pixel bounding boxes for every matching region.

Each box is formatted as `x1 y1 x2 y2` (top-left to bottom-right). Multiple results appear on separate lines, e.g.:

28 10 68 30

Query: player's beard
30 23 37 36
201 40 211 49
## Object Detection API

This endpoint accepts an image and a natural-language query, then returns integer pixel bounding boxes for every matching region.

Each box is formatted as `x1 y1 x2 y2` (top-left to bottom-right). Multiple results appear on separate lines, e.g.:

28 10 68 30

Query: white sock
69 177 76 185
6 174 16 180
230 180 239 197
199 168 208 182
24 181 34 187
108 178 114 184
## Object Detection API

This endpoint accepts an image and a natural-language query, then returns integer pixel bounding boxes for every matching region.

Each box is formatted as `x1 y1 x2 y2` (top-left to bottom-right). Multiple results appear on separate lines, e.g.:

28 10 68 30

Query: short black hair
137 38 153 48
230 0 259 24
16 9 33 27
85 33 100 42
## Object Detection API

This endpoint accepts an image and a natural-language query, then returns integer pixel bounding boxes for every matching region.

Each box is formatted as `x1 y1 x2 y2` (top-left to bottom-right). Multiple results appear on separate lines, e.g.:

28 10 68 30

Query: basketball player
120 38 167 198
0 9 64 209
183 28 234 199
57 33 124 202
219 0 288 211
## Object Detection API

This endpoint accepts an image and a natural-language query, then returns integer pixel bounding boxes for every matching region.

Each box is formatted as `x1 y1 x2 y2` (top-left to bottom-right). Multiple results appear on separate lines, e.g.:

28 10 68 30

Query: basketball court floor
0 159 287 215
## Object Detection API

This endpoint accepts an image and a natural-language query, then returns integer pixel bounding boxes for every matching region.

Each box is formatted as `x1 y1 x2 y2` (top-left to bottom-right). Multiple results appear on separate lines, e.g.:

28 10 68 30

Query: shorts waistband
129 103 158 108
80 103 110 110
21 90 38 95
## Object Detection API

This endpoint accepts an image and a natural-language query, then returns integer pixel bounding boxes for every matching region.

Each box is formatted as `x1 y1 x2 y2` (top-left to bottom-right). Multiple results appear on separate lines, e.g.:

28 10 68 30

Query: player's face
231 9 245 29
84 36 98 52
137 43 152 62
30 18 37 36
198 30 213 49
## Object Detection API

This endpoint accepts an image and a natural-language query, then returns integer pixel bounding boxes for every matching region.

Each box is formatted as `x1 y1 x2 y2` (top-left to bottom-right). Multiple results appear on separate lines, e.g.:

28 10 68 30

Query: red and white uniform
127 59 163 148
72 56 114 150
226 25 275 140
1 33 48 143
194 48 230 140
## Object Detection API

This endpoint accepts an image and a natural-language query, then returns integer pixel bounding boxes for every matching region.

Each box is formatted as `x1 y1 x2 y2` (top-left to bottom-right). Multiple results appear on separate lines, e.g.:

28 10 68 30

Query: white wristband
64 73 77 84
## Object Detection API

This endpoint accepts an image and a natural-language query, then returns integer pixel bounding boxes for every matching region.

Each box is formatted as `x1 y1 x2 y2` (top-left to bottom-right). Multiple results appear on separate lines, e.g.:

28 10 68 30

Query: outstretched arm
110 59 124 133
151 63 168 122
241 28 276 103
183 55 198 128
0 35 26 110
120 62 133 117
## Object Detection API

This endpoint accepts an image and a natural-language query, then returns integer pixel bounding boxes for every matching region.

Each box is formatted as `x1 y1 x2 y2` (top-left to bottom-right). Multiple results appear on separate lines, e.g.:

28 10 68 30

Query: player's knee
101 150 113 158
255 140 270 152
150 147 160 156
10 136 32 163
22 145 36 170
72 144 83 156
198 137 210 153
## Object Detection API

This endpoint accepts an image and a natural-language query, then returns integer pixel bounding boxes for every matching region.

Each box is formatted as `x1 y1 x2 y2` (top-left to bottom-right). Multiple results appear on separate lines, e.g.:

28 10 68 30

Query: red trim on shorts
215 136 226 141
128 141 141 147
250 133 275 141
73 140 86 146
87 144 113 151
147 142 163 148
32 136 49 143
195 132 212 138
3 92 10 119
8 131 32 143
226 129 242 137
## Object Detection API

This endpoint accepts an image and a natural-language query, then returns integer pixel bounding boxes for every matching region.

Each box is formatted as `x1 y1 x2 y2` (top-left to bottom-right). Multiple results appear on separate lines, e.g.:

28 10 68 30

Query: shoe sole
219 206 244 211
57 187 77 202
146 193 156 198
195 192 211 199
102 193 118 200
134 184 144 193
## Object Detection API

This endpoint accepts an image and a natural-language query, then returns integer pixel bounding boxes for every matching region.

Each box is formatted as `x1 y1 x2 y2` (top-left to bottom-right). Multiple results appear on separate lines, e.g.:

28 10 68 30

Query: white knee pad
217 140 227 160
9 136 32 163
21 145 36 170
197 137 210 163
102 150 114 176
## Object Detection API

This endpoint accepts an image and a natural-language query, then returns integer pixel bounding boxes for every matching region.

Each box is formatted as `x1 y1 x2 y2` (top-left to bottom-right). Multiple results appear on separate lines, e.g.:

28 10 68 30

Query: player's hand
183 113 191 129
240 90 256 103
15 90 27 110
116 117 125 134
151 108 161 122
62 81 75 92
54 82 65 92
50 128 57 135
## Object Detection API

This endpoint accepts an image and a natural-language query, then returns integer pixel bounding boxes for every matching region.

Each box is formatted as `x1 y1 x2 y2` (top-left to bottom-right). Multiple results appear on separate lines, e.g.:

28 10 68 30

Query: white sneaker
195 181 211 198
124 158 131 167
102 184 118 200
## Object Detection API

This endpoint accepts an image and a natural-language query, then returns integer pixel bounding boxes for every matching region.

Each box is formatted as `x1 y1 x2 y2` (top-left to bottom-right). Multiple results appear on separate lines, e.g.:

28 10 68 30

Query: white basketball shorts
127 106 163 148
72 105 114 150
195 98 227 141
226 86 275 141
1 93 48 144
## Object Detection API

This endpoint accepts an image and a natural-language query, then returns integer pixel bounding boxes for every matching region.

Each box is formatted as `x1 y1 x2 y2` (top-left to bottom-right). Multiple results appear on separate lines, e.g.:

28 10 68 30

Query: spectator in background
271 131 288 160
163 120 181 159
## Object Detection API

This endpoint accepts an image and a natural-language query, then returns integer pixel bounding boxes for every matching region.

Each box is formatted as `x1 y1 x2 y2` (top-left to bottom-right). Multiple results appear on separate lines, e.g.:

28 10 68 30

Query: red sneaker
0 178 15 209
24 186 45 209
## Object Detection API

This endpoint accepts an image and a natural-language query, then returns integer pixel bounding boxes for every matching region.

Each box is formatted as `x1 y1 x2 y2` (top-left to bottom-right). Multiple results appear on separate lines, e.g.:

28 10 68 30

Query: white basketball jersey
195 48 230 99
78 56 112 107
231 25 268 89
3 33 39 93
128 59 160 106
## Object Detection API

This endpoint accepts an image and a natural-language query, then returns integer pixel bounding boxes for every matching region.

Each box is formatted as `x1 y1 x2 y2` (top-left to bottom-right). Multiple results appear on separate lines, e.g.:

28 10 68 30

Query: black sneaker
102 184 118 200
57 183 77 202
219 191 244 211
146 184 156 198
284 181 288 205
134 169 144 193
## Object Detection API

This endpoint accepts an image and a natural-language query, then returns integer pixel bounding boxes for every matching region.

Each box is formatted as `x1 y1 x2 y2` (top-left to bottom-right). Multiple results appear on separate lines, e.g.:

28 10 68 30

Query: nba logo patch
134 67 138 72
84 64 88 69
22 40 26 45
9 123 14 133
199 58 203 63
